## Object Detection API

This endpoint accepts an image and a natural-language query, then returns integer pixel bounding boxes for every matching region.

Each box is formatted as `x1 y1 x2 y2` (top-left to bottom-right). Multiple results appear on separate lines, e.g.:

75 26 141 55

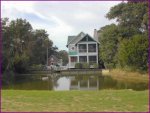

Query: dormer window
72 47 75 50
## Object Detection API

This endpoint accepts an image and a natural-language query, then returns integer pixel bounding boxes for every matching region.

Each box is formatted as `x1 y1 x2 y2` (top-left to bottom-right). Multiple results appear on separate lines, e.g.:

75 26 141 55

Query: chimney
93 29 98 41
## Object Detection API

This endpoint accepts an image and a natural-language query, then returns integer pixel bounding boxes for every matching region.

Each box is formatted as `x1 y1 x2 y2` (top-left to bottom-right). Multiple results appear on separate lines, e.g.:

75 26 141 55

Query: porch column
77 44 79 54
87 44 89 63
97 55 98 64
87 56 89 63
96 43 98 53
87 43 88 53
68 56 71 68
77 56 79 63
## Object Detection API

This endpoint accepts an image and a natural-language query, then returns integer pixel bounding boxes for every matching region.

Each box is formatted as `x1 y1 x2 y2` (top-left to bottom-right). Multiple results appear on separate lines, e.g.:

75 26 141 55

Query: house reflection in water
70 75 101 90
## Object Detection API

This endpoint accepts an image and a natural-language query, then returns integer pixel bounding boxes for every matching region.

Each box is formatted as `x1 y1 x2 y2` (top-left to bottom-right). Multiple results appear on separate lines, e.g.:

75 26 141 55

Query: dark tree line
1 18 68 83
98 1 148 72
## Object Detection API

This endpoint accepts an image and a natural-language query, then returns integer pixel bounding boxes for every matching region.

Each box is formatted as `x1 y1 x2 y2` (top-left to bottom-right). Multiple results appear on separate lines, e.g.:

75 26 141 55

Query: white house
66 29 100 68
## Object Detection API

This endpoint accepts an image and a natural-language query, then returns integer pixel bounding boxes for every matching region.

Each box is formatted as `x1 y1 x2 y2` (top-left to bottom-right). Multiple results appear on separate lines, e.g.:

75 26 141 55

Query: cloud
1 1 121 50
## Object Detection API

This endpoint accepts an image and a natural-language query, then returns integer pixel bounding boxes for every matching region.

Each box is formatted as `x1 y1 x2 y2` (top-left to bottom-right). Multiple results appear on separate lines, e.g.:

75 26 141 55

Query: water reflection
54 77 70 91
2 74 148 91
70 75 99 90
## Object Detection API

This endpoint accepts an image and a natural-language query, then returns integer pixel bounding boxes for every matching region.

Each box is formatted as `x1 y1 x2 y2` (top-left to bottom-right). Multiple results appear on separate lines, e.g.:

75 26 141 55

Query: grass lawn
1 90 149 112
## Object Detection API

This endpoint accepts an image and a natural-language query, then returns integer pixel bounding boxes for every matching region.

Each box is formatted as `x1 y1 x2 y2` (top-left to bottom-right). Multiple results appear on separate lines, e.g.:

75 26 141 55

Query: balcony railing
88 49 96 52
79 49 87 53
78 49 96 53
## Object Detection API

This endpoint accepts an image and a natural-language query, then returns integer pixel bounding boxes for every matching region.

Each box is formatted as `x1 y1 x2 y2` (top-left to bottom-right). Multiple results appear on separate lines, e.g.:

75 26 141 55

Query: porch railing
79 49 87 53
78 49 97 53
88 49 96 52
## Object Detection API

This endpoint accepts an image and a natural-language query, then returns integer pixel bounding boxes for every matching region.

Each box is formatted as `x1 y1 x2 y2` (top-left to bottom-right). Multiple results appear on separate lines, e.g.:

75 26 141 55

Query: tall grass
102 69 148 83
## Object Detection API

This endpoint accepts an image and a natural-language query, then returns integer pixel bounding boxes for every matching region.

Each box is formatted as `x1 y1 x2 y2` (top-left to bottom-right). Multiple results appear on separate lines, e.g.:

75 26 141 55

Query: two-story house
66 29 100 68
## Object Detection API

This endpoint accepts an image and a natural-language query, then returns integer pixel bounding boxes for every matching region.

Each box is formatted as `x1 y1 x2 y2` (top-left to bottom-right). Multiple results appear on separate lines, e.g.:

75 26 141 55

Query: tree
2 18 57 74
58 50 68 66
10 19 33 73
118 34 148 71
2 18 33 73
2 17 63 84
106 2 148 38
97 1 148 72
29 29 53 65
98 24 119 68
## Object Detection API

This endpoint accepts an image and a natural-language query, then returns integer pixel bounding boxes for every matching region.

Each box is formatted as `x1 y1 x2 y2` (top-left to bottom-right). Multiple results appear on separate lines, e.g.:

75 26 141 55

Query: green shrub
118 35 148 72
75 63 82 69
105 63 114 69
93 63 98 68
82 63 90 69
30 64 43 70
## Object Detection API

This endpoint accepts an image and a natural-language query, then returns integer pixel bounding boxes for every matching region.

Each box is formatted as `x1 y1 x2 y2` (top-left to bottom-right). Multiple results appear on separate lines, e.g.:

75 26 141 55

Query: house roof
67 36 76 45
67 32 86 46
66 32 99 47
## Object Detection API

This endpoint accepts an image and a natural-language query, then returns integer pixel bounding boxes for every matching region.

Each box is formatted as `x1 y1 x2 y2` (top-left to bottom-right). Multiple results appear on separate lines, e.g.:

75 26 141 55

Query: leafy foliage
98 1 148 72
118 34 148 71
106 2 148 38
98 24 119 68
82 63 90 69
75 63 82 69
57 50 68 66
93 63 98 68
2 18 57 75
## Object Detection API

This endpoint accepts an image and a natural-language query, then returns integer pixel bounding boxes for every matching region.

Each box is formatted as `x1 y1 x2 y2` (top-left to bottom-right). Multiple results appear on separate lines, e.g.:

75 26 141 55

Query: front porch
68 55 98 68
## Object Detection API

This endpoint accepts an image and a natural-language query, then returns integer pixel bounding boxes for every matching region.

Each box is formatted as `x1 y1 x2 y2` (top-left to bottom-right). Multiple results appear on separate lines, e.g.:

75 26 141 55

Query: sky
1 1 121 50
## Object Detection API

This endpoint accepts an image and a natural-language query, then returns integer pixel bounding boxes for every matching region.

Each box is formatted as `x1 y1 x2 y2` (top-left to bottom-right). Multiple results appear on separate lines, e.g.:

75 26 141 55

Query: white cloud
1 1 121 50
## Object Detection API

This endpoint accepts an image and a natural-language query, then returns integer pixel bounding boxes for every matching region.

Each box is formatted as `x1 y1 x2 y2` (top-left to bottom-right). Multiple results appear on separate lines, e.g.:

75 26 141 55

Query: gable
77 34 100 45
67 32 100 47
80 35 96 42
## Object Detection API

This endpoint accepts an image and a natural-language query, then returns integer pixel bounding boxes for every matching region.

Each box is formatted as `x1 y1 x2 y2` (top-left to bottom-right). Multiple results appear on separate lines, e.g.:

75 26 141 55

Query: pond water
2 74 148 91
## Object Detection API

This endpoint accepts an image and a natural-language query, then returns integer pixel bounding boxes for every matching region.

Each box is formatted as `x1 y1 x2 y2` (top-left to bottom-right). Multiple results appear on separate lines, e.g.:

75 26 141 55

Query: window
72 47 75 50
79 44 87 53
79 56 87 62
70 57 77 62
88 44 96 52
89 56 97 65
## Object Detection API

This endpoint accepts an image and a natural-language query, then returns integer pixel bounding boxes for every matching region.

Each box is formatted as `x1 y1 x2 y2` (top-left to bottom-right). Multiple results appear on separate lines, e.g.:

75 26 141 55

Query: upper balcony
78 44 97 53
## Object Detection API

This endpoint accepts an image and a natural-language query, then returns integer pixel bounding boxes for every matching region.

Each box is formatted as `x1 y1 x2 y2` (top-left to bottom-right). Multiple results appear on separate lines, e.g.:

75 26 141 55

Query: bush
82 63 90 69
118 35 148 72
75 63 82 69
30 64 44 70
93 63 98 68
105 63 115 69
14 53 29 73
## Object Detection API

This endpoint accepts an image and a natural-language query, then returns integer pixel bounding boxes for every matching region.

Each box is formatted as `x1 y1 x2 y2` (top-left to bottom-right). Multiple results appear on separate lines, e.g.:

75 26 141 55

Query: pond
2 74 148 91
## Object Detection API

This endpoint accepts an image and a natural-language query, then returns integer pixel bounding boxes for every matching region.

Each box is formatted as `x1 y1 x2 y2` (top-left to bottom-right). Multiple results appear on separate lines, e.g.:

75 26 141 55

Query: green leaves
99 2 148 72
2 18 56 74
118 35 148 71
99 24 119 68
58 50 68 66
106 2 148 38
